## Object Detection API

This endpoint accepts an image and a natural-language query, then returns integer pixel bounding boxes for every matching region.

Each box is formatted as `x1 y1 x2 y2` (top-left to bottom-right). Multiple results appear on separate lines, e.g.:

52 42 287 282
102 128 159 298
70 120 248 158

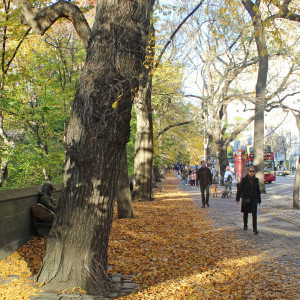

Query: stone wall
0 184 62 260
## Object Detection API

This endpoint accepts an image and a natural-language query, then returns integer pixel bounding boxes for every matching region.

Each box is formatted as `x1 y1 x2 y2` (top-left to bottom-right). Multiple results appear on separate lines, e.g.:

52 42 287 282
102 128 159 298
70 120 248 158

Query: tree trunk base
33 272 138 298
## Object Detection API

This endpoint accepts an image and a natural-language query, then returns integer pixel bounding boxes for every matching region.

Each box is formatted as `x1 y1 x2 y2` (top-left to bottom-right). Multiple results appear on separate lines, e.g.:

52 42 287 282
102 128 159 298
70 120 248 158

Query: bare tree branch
265 112 289 137
264 0 300 23
224 114 256 148
154 1 205 69
16 0 91 49
157 121 192 137
5 27 31 74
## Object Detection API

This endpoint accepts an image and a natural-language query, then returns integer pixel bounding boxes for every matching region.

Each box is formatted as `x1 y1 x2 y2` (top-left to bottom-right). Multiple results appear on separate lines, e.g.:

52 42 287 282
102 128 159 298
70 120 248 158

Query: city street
179 174 300 296
265 174 296 198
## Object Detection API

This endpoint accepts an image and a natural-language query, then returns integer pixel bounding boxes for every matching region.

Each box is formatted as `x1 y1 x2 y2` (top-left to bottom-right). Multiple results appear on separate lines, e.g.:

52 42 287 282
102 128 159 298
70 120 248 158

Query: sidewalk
179 181 300 294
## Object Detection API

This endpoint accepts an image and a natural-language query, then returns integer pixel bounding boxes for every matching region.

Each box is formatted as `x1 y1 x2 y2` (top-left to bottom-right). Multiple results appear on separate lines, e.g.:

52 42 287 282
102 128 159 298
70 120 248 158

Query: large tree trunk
243 0 268 194
117 148 133 218
37 0 153 294
293 156 300 209
253 98 266 193
213 152 220 184
293 114 300 209
133 29 154 201
218 145 229 186
133 74 153 201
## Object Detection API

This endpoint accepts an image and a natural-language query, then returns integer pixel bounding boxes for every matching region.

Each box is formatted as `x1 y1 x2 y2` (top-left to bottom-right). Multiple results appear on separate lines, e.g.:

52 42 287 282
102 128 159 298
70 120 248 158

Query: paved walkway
178 180 300 294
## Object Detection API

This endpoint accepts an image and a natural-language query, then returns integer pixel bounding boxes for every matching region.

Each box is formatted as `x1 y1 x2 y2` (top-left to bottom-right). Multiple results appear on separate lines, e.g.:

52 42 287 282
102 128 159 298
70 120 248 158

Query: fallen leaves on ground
0 176 299 299
0 237 44 300
108 177 299 299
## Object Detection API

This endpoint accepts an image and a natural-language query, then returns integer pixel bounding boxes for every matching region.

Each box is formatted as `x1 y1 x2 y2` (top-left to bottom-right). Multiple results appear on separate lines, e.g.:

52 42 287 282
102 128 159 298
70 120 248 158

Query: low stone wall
0 184 62 260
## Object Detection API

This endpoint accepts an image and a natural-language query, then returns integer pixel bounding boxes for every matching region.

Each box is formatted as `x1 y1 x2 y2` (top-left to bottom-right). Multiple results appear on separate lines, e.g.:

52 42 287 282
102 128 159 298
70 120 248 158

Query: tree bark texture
293 156 300 209
133 68 153 200
17 0 91 49
213 154 220 184
117 148 133 218
292 114 299 209
36 0 153 294
218 141 229 186
133 23 154 202
242 0 268 194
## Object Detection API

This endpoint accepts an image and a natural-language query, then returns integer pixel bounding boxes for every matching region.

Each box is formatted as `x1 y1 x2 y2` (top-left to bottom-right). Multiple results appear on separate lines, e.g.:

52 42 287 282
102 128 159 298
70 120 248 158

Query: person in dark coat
196 160 213 208
236 166 261 234
39 182 57 213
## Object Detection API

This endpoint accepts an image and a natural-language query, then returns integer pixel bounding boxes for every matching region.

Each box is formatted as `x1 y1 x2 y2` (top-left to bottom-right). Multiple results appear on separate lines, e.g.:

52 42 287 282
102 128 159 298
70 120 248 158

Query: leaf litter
0 176 299 299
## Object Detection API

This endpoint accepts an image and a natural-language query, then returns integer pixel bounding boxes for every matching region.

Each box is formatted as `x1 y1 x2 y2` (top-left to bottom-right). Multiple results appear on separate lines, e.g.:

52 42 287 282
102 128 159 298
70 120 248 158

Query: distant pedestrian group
175 161 262 235
175 165 197 187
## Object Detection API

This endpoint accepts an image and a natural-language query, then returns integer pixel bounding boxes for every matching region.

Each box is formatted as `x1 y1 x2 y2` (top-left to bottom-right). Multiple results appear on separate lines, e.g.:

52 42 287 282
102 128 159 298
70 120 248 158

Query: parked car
276 170 290 176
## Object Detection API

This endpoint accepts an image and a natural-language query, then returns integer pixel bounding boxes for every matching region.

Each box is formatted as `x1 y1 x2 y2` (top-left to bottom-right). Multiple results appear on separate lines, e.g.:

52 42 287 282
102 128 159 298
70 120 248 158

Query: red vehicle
234 145 276 183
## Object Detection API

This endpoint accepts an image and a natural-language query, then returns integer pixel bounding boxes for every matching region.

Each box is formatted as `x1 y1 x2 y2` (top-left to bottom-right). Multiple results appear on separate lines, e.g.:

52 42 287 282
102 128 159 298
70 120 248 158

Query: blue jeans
182 179 186 186
225 181 232 193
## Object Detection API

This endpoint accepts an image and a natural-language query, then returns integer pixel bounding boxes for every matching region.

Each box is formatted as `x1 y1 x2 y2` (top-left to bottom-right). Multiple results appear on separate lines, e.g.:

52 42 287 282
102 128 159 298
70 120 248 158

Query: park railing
0 184 62 260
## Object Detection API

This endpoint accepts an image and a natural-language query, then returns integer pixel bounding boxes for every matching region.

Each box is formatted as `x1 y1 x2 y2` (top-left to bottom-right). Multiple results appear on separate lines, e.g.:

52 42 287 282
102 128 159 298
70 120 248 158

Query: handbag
31 203 55 223
242 198 251 204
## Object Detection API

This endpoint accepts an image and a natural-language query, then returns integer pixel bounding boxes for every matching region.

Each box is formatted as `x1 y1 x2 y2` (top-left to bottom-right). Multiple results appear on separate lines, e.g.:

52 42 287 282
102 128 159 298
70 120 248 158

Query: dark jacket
236 175 261 213
196 167 212 187
38 192 57 213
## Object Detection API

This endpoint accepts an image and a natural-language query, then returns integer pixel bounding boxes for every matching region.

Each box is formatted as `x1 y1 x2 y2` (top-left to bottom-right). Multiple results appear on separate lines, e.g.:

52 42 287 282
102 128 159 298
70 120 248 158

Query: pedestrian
181 169 188 187
191 169 196 187
177 169 181 181
39 182 58 213
292 166 295 175
235 166 261 235
188 168 192 185
196 160 213 208
224 166 233 196
31 182 57 224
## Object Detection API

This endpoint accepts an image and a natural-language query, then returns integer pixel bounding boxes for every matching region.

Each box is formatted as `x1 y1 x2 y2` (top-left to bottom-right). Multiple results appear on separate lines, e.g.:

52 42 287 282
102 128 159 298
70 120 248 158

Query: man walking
196 161 213 208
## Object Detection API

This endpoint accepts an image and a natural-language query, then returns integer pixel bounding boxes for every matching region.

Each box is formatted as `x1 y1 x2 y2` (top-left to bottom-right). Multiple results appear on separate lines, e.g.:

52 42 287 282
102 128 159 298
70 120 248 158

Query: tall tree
133 23 155 201
241 0 300 192
16 0 153 294
242 0 269 193
132 2 204 200
292 112 299 209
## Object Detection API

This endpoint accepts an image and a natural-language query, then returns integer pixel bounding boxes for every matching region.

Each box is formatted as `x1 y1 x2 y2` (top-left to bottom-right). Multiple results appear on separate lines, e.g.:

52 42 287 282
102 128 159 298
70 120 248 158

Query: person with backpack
31 183 57 224
39 183 57 213
181 169 188 187
224 166 233 196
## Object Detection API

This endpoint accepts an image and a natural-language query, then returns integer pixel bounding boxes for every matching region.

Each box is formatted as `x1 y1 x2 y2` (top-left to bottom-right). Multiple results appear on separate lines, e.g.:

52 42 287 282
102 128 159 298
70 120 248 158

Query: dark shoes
244 226 248 231
206 203 210 207
253 230 258 235
202 204 205 208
